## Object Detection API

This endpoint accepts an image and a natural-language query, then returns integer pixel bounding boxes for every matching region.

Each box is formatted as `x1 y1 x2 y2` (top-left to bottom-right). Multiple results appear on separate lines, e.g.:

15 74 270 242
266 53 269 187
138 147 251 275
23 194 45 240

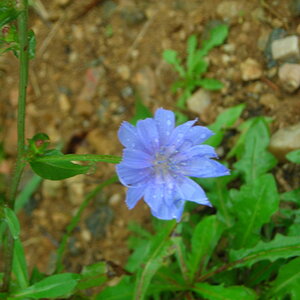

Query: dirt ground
1 0 300 277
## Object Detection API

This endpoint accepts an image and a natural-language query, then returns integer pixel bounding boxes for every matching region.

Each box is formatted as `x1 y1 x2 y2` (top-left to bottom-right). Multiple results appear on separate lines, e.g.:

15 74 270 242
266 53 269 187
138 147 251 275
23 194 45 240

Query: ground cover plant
1 1 300 299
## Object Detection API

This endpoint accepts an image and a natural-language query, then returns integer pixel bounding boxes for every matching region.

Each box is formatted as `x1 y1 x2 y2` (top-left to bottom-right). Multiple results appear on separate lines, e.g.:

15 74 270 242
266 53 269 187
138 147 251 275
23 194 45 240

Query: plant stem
1 0 29 292
34 154 122 164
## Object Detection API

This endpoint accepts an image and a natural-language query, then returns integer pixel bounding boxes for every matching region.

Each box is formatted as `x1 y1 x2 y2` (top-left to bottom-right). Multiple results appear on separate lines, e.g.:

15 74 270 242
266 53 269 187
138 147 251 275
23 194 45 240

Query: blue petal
154 108 175 145
136 118 160 153
185 125 214 145
182 158 230 178
116 164 151 186
118 121 146 151
121 149 153 169
173 145 218 163
167 120 197 148
144 182 185 221
125 186 145 209
176 177 211 206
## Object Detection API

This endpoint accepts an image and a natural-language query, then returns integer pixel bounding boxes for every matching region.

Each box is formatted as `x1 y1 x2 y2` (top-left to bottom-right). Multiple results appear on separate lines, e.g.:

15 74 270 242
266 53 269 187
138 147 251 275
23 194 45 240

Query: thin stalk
55 176 118 273
1 0 29 292
34 154 122 164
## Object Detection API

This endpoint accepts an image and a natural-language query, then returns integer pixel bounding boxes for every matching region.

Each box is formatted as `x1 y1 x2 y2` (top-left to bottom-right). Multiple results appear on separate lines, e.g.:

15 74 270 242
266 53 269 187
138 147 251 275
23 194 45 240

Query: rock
269 123 300 161
271 36 300 61
259 93 279 110
186 89 211 116
58 93 71 113
117 65 130 80
240 58 263 81
216 1 244 20
278 63 300 92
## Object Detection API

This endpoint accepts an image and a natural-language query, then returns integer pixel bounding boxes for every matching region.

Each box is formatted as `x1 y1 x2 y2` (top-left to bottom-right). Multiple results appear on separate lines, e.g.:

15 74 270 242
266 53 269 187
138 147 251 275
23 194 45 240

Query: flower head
116 108 229 221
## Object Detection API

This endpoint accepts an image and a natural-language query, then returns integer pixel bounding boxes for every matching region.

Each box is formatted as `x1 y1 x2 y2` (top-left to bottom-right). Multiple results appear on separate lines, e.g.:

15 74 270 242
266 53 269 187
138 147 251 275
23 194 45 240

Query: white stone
216 1 244 19
269 123 300 161
187 89 211 115
271 36 300 60
240 58 263 81
278 63 300 92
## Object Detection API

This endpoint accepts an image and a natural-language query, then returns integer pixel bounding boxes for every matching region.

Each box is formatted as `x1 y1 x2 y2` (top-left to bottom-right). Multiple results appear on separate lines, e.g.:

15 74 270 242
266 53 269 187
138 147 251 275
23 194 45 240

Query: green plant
163 24 228 108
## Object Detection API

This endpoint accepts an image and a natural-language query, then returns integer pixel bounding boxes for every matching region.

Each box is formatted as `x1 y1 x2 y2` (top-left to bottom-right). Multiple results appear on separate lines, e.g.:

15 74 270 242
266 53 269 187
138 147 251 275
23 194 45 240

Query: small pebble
187 89 211 115
269 122 300 161
240 58 263 81
271 35 300 61
278 63 300 92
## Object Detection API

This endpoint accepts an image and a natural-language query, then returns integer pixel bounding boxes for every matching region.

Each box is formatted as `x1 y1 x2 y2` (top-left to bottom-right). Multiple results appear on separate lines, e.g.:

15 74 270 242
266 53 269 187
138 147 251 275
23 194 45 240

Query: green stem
34 154 122 164
1 0 29 292
55 175 118 273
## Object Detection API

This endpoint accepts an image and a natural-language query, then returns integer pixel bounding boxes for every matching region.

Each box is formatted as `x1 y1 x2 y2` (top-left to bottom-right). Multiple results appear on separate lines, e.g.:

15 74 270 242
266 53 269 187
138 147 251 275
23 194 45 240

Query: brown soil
1 0 300 281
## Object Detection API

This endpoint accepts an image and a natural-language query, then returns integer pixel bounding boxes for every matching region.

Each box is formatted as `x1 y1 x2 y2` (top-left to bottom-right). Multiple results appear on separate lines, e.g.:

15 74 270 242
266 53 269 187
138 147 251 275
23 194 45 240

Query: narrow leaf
163 49 185 77
193 282 256 300
4 207 20 239
12 273 80 299
198 78 223 90
230 234 300 269
133 221 177 300
13 239 29 289
268 257 300 299
188 215 224 280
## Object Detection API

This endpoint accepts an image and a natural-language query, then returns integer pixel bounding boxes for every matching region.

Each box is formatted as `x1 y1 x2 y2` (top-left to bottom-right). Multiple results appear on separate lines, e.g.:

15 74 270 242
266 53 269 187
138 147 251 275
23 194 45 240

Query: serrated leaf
229 174 279 248
133 221 177 300
286 149 300 164
4 206 20 239
268 257 300 299
234 117 277 183
163 49 185 77
229 234 300 269
193 282 256 300
188 215 224 281
206 104 245 147
197 78 223 90
193 59 209 75
29 149 90 180
199 24 229 57
186 34 197 74
0 7 19 28
28 29 36 59
12 273 81 299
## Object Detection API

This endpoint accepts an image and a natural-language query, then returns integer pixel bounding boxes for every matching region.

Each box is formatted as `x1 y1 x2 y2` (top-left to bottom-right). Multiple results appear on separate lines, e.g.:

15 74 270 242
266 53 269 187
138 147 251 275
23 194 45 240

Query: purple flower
116 108 230 221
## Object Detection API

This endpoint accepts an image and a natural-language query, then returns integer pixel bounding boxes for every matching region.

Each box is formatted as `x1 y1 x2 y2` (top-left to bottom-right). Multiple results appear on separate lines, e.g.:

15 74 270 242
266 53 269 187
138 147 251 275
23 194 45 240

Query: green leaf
234 117 277 183
229 234 300 269
13 239 29 289
188 215 224 281
200 24 229 57
197 78 223 90
193 282 256 300
15 174 42 213
268 257 300 299
29 149 90 180
0 7 19 28
163 49 185 77
77 262 107 291
229 174 279 248
4 207 20 239
206 104 245 147
286 149 300 164
186 34 198 74
280 188 300 206
28 29 36 59
133 221 177 300
130 97 152 125
12 273 81 299
96 276 133 300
